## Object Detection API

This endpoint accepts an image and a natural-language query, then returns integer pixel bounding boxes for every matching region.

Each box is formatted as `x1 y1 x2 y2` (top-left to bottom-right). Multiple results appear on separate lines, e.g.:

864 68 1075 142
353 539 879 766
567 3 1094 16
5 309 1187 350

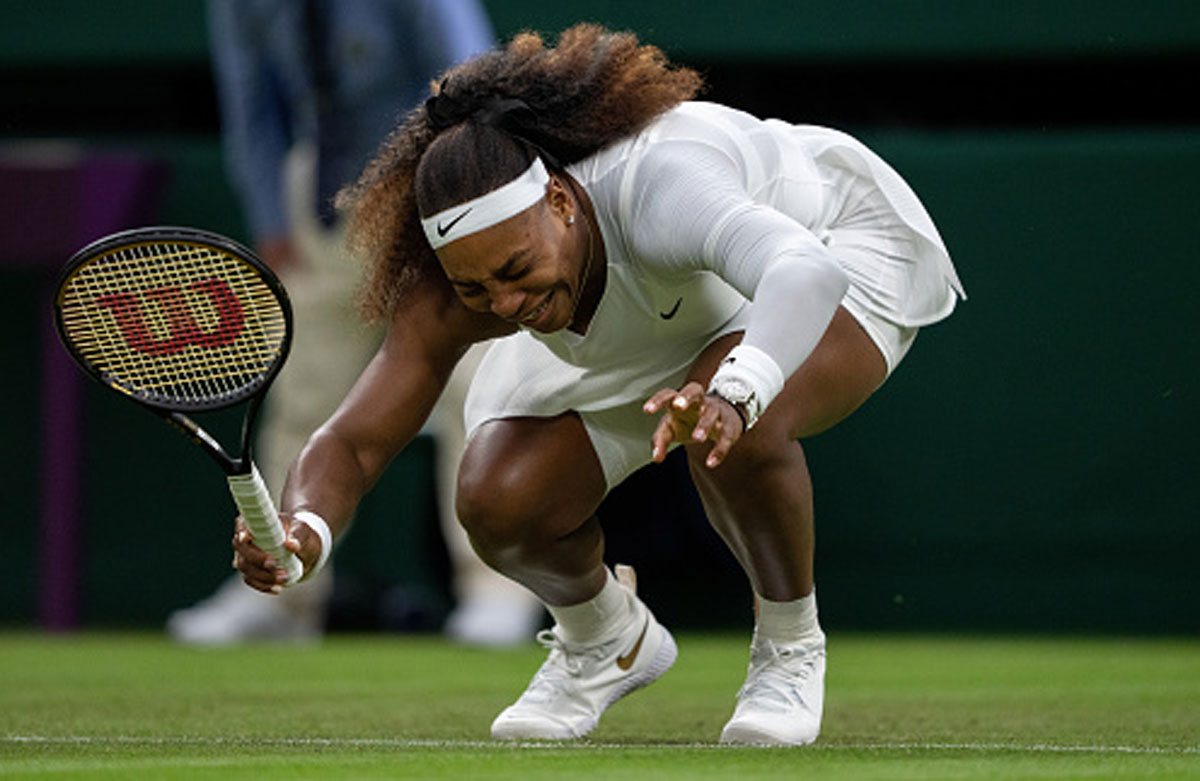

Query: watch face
713 377 755 407
709 375 759 429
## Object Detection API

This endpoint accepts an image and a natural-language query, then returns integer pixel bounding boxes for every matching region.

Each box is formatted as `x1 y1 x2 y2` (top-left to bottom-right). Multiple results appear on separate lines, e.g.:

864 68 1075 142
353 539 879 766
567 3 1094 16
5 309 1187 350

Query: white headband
420 157 550 250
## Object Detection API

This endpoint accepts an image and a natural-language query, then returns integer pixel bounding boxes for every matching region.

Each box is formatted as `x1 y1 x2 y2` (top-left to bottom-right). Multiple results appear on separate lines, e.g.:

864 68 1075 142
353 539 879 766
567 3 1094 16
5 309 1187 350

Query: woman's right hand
230 515 322 593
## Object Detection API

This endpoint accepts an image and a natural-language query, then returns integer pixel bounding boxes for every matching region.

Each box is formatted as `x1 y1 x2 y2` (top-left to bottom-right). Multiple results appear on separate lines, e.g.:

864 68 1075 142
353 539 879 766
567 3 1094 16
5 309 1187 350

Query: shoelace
737 639 820 713
518 629 617 702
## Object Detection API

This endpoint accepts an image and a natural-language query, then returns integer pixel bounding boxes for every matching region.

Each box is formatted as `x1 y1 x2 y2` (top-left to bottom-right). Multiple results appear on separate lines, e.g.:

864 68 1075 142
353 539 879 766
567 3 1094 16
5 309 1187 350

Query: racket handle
227 464 304 585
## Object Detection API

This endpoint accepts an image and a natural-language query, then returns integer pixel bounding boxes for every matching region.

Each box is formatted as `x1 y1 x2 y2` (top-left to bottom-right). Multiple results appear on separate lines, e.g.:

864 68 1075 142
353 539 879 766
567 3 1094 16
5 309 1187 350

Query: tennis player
232 24 965 745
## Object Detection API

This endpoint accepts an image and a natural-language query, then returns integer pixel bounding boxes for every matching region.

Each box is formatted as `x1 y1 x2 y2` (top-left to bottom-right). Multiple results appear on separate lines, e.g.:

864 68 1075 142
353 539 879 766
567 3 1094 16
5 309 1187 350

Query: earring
567 215 576 225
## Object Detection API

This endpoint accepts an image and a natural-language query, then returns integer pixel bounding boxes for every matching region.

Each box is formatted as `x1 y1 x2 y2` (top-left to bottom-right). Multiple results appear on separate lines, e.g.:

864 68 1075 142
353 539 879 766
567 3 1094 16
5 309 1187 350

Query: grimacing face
434 176 590 333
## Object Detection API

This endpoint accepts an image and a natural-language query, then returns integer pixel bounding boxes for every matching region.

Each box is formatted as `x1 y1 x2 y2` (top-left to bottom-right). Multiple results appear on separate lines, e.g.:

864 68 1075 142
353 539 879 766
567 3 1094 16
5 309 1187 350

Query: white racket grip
227 464 304 585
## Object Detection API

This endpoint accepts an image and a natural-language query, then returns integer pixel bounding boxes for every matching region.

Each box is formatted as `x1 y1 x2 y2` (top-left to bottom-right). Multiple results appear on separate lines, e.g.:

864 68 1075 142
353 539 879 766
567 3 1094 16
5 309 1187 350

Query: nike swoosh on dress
659 297 682 320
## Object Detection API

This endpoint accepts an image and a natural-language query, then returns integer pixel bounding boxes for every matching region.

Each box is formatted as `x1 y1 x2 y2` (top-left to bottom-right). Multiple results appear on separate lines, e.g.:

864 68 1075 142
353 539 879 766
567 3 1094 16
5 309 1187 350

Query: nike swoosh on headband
437 208 472 238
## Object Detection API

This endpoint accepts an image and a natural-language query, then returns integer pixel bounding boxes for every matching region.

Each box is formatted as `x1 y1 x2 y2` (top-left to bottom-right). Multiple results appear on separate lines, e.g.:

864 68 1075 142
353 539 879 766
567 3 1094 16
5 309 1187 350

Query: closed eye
452 281 486 298
446 249 531 299
493 252 531 282
495 265 529 282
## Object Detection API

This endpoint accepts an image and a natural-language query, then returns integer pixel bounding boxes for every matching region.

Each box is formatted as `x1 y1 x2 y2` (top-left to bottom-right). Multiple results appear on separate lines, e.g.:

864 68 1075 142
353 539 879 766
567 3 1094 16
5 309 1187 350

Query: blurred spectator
168 0 543 647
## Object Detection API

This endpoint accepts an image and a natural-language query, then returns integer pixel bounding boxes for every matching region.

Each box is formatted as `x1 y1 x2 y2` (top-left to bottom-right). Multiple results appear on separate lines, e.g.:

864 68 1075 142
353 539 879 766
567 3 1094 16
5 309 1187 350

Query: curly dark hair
336 23 703 321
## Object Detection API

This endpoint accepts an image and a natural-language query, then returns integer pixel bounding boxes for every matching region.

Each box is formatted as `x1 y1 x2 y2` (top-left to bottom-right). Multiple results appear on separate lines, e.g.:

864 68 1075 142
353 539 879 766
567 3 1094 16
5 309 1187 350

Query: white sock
546 569 632 645
754 590 822 646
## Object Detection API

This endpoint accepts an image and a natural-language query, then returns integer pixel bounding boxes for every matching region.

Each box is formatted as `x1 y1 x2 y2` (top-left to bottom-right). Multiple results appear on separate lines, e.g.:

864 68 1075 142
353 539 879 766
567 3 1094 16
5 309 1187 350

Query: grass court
1 631 1197 778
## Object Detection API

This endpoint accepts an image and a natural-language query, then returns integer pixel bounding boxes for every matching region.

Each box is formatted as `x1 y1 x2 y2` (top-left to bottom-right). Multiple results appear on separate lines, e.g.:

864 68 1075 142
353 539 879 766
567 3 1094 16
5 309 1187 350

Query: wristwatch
708 375 759 431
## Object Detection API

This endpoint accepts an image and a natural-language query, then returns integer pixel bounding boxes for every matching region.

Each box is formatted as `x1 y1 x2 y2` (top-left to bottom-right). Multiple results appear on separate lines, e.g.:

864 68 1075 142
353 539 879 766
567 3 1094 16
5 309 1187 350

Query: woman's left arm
634 140 849 460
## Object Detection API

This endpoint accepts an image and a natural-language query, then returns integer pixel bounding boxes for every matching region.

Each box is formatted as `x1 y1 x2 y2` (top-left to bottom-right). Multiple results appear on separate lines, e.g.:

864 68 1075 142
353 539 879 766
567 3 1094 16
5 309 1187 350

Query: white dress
465 101 965 489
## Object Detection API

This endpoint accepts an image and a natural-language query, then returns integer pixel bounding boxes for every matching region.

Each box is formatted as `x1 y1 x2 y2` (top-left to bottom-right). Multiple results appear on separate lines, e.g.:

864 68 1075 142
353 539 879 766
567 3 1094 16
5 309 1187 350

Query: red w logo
97 278 245 356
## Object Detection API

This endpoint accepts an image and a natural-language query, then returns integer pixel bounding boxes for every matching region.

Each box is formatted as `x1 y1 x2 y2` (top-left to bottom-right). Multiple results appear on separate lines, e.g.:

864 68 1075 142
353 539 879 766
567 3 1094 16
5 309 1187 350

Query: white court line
2 736 1197 755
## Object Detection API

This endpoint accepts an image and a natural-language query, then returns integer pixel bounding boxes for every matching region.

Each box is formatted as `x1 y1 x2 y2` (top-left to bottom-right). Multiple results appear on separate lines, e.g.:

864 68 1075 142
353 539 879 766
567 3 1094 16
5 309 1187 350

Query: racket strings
65 260 280 401
58 241 287 406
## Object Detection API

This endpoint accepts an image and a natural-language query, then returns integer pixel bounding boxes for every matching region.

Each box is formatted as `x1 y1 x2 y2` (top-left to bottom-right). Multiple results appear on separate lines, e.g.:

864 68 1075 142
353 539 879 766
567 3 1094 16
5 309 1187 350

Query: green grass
1 632 1197 778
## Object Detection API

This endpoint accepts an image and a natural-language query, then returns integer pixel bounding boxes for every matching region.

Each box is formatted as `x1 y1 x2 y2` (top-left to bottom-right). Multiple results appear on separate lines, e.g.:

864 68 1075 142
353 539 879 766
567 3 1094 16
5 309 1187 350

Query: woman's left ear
547 175 574 226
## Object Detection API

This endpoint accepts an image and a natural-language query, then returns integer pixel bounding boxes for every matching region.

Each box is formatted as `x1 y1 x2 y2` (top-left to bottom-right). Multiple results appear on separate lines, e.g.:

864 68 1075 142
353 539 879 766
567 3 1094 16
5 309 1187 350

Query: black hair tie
473 95 536 132
475 96 562 168
425 80 533 130
425 85 562 168
424 80 474 130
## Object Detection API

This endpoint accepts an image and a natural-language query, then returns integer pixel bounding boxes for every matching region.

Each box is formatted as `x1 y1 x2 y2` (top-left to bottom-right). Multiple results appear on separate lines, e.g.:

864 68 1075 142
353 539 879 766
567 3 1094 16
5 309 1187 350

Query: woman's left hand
643 381 745 468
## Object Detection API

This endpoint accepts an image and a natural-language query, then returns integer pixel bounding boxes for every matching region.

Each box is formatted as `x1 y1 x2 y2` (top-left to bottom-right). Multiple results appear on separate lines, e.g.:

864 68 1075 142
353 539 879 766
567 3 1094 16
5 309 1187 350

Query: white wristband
291 510 332 583
708 344 786 428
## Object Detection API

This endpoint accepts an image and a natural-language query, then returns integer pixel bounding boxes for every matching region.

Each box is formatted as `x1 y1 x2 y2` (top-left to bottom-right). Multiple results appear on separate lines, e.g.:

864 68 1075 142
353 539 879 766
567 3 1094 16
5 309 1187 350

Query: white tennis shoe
165 573 327 646
490 577 677 740
719 633 826 746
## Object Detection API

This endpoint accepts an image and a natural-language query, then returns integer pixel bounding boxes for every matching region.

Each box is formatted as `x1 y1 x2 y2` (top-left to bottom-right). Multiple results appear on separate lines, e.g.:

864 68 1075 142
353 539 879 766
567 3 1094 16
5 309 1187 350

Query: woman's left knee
685 419 801 483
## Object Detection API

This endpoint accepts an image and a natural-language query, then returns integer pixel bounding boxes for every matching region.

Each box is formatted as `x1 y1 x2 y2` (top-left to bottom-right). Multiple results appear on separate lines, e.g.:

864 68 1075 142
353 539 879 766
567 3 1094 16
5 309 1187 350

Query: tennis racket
53 226 303 583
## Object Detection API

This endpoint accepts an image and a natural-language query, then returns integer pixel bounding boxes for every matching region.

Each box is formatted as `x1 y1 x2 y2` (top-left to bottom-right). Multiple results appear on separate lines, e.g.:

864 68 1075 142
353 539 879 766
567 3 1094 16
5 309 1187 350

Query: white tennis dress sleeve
625 138 849 414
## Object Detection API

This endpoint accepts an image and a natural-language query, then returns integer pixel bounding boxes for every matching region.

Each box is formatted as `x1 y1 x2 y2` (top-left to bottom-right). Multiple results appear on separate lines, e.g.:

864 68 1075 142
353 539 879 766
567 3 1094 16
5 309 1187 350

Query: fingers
700 417 738 469
689 394 725 444
645 383 703 462
231 520 288 594
670 382 708 414
284 520 322 580
642 387 680 415
643 383 744 467
649 413 680 463
699 394 747 469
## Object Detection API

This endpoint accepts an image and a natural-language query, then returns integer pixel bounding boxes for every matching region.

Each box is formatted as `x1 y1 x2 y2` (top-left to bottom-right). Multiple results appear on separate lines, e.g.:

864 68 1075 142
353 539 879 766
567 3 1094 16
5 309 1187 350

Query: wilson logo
96 278 245 356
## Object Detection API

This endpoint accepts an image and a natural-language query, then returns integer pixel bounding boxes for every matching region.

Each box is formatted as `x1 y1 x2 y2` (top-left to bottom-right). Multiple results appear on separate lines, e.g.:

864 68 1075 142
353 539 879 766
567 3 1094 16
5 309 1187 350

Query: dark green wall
2 2 1197 632
809 129 1200 633
4 1 1197 62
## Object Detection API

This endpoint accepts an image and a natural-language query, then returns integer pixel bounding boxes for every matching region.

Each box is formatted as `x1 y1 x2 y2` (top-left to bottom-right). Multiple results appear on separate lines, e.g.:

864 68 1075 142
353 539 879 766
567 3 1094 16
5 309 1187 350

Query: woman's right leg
433 344 545 646
457 411 677 740
455 411 609 607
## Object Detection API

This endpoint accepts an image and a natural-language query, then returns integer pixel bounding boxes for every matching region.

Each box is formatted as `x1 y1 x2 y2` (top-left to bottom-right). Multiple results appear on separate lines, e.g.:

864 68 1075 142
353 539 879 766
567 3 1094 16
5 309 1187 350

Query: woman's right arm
233 275 513 591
